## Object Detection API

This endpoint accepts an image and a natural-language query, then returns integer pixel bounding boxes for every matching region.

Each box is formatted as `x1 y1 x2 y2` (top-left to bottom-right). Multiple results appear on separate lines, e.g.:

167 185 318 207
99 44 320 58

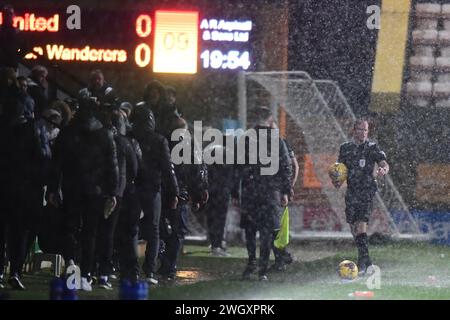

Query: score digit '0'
135 14 152 68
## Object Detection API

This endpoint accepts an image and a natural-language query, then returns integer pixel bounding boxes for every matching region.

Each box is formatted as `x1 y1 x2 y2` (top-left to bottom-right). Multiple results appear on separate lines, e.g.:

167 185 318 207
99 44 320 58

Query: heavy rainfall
0 0 449 305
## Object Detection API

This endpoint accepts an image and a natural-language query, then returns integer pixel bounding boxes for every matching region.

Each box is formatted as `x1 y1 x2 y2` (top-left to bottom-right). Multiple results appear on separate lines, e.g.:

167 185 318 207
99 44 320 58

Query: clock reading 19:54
200 50 251 70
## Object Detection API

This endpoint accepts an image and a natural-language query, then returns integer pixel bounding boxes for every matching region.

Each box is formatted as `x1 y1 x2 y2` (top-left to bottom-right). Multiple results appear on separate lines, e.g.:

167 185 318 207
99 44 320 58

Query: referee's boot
357 257 373 276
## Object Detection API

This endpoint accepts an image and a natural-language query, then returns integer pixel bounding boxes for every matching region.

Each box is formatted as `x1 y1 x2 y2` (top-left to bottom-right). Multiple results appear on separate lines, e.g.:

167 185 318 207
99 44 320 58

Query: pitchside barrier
392 210 450 245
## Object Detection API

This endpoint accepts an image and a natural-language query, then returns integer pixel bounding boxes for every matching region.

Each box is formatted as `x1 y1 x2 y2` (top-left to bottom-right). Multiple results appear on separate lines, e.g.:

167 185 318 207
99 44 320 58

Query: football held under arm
331 144 346 188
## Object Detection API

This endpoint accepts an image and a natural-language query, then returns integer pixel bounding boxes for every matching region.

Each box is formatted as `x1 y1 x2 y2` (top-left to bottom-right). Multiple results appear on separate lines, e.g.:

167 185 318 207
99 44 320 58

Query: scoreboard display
0 7 254 74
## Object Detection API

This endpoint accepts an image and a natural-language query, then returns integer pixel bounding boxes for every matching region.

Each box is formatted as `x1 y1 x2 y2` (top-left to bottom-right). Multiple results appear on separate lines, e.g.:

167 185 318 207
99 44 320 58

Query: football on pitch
338 260 358 280
328 162 348 184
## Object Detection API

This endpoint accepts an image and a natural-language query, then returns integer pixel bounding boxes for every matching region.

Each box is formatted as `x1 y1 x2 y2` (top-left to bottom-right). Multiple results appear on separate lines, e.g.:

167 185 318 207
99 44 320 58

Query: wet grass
3 241 450 300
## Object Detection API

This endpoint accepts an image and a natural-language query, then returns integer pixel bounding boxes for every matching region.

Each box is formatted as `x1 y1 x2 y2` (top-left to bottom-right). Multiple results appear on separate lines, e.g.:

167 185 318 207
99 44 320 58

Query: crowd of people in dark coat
0 4 299 292
0 65 211 291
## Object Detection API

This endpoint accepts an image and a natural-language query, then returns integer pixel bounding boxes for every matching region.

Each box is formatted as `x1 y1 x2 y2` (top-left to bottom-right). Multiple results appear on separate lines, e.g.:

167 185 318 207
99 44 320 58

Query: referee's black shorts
345 190 376 224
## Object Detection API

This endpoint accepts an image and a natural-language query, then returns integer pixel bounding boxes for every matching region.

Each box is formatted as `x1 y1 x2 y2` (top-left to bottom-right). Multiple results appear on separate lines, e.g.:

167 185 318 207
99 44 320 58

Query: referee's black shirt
338 140 387 194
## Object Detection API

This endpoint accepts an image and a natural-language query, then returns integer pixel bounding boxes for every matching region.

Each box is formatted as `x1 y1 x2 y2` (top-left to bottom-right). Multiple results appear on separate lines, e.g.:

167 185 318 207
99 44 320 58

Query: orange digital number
135 14 152 38
135 43 151 68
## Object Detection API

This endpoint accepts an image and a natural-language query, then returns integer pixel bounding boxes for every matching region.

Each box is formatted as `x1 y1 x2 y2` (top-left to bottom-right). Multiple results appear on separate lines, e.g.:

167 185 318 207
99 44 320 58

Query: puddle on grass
165 268 214 285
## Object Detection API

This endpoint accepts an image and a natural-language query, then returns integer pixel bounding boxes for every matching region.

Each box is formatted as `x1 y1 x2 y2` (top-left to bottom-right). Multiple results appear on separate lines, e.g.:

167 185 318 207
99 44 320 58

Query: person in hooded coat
48 98 119 291
129 104 178 285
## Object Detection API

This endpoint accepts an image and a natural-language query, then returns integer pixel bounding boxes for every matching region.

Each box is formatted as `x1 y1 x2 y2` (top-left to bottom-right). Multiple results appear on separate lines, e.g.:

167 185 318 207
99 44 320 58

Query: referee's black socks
355 233 372 267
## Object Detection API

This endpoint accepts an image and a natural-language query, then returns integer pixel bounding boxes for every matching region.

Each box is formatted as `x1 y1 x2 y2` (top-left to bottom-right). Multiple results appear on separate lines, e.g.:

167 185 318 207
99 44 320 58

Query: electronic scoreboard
0 7 254 74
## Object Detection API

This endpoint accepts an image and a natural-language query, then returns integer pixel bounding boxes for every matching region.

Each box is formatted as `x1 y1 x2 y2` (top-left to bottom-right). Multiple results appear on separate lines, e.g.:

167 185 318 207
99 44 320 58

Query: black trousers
25 185 45 260
6 183 42 277
241 189 282 274
0 187 8 274
206 193 229 249
64 194 105 278
95 198 121 277
159 203 189 276
116 188 141 281
80 196 106 278
62 195 82 264
244 224 281 274
0 214 5 275
139 188 161 276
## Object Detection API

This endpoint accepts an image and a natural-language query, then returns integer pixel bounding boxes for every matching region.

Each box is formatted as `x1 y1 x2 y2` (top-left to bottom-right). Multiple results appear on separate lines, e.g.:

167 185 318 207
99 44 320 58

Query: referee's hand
376 167 388 177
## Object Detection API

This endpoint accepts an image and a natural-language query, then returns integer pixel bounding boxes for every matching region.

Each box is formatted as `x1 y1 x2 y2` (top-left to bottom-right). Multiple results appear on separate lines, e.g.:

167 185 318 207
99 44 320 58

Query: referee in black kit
333 118 389 274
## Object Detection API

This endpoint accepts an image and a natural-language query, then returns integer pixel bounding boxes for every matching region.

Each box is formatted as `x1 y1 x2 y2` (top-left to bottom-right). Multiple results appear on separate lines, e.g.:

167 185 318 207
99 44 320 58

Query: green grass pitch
3 241 450 300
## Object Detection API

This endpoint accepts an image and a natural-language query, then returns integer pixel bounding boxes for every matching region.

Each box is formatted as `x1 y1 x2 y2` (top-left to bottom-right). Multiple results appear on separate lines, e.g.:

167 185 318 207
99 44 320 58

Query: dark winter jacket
234 125 292 230
78 84 116 105
17 91 35 120
49 112 119 198
168 137 208 204
135 100 181 138
27 77 48 117
236 126 292 197
0 92 49 187
130 105 178 198
131 127 178 198
114 134 140 197
204 144 232 203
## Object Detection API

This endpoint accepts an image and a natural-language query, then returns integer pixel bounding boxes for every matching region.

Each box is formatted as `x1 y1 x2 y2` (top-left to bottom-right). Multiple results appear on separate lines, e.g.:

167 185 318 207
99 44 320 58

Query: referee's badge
359 159 366 168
